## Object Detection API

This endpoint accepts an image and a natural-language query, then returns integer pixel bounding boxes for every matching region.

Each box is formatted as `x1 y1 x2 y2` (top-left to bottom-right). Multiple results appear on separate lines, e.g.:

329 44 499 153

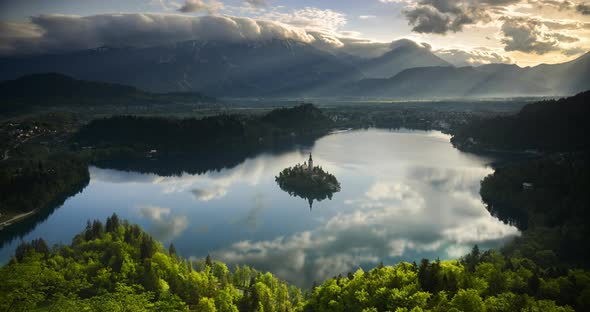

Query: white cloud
139 205 171 221
178 0 224 13
191 186 228 201
212 173 519 286
138 205 189 241
262 7 347 32
435 47 515 66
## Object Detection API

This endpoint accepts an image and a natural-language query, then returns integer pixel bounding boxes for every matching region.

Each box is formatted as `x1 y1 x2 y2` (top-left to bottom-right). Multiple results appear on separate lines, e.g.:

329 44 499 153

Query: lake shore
0 209 38 229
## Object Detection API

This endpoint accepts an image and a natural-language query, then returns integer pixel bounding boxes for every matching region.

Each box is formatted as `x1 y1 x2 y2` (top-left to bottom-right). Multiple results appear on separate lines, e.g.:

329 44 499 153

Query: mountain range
0 38 588 99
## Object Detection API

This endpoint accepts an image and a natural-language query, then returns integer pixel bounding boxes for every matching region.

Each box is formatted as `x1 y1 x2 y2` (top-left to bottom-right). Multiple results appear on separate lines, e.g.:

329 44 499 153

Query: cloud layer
0 13 316 56
392 0 589 57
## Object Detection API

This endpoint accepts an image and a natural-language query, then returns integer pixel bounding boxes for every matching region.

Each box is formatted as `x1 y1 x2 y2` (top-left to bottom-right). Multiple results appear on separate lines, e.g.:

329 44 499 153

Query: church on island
304 153 313 173
275 152 341 210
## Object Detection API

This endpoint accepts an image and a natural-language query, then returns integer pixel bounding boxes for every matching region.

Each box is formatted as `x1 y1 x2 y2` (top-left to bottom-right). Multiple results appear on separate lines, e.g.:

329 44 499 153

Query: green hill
2 216 586 311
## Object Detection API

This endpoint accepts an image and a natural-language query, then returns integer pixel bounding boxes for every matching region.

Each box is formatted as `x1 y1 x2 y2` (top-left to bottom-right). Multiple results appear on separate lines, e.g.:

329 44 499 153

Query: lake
0 129 519 287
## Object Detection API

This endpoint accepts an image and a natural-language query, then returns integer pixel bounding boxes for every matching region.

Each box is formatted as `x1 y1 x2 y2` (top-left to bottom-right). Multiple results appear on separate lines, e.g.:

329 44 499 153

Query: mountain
353 40 451 79
0 73 214 113
0 39 363 97
1 39 587 98
348 52 590 98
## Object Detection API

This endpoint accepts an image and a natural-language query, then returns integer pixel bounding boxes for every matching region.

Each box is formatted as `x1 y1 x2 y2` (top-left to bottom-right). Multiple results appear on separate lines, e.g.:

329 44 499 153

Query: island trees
275 154 341 209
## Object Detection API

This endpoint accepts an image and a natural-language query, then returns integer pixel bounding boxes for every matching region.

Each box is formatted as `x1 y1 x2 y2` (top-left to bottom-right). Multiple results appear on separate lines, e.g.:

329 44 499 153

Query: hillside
3 215 587 311
0 73 215 113
74 104 333 175
451 90 590 152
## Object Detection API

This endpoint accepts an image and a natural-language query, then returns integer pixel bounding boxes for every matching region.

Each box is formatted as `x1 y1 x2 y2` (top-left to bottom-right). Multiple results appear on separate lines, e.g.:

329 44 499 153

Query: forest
451 90 590 152
0 153 89 223
3 93 590 311
76 104 333 154
2 215 588 311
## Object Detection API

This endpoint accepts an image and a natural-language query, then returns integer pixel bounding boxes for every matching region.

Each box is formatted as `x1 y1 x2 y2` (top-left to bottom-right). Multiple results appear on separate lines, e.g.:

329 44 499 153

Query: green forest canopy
2 215 589 311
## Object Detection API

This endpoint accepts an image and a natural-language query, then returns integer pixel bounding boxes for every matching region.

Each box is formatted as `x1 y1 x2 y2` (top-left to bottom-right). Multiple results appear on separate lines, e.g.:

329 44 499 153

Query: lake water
0 129 519 287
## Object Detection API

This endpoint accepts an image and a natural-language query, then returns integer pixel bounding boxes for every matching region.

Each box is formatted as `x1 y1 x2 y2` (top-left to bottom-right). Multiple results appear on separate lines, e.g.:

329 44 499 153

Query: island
275 153 341 209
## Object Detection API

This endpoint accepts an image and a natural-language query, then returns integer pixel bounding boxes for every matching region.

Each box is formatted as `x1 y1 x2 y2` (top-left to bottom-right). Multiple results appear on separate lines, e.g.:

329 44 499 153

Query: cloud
576 3 590 15
139 205 171 221
0 13 316 56
178 0 224 13
500 16 581 54
212 173 519 286
435 47 514 66
359 15 377 19
529 0 574 10
262 7 347 32
138 205 189 241
192 186 227 201
403 0 493 34
0 10 396 60
245 0 267 7
562 46 587 56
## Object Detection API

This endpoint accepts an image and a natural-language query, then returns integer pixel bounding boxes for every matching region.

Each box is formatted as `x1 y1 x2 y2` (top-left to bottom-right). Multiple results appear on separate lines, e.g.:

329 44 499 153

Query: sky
0 0 589 66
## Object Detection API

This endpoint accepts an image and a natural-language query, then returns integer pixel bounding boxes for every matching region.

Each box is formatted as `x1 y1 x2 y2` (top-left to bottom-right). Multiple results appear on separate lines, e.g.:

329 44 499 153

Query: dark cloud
245 0 267 7
499 17 579 54
577 3 590 14
405 6 455 34
533 0 575 10
551 32 580 43
404 0 491 34
562 46 587 56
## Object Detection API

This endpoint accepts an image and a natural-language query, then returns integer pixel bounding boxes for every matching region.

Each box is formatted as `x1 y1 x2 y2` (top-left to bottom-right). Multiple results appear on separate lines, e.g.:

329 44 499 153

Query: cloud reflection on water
88 129 519 287
212 160 518 287
138 205 189 242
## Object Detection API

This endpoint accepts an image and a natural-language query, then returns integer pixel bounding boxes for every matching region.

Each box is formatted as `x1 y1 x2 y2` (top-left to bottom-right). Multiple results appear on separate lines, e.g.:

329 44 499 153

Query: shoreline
0 209 38 229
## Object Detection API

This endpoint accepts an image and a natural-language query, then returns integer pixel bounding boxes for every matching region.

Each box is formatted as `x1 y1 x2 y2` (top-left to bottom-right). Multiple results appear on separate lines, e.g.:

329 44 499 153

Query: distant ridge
0 73 215 113
0 39 362 97
0 73 141 99
354 40 451 79
345 51 590 98
0 40 588 98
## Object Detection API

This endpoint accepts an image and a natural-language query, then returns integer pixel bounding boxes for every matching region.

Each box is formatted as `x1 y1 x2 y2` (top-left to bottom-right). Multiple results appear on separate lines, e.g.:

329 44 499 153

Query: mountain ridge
0 39 588 98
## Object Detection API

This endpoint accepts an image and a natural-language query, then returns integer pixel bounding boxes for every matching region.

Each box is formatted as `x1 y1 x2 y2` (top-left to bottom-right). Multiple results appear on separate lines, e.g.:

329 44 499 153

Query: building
308 153 313 173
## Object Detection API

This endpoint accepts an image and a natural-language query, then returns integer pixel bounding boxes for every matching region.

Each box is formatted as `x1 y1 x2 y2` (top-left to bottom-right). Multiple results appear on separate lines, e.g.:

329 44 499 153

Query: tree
169 243 177 256
450 289 485 312
140 235 156 260
196 297 217 312
105 213 120 233
91 219 104 240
